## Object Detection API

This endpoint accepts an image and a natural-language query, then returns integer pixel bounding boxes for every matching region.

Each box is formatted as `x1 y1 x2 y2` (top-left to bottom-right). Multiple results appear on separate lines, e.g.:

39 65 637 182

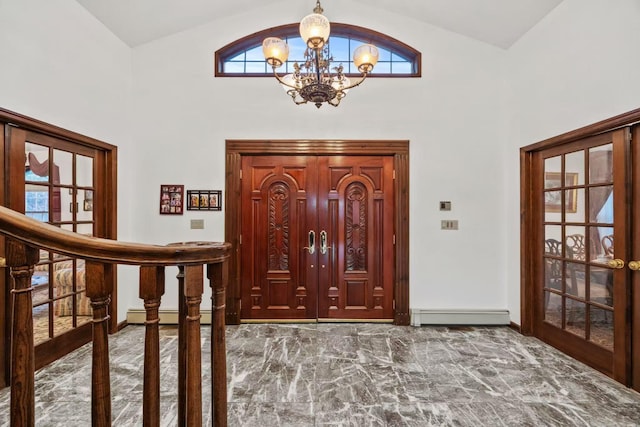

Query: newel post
7 239 39 427
85 260 113 427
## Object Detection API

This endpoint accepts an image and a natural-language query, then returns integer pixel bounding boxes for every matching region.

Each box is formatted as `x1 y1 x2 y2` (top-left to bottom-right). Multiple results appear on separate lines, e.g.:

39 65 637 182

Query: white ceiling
75 0 564 49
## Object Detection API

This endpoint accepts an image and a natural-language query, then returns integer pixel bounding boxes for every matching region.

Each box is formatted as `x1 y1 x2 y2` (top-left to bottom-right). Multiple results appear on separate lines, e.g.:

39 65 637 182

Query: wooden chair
565 234 586 261
544 239 564 305
544 239 563 283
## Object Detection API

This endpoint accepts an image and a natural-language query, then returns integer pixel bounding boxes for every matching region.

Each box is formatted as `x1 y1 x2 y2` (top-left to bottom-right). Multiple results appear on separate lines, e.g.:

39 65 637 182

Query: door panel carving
318 156 394 320
241 156 317 319
241 154 394 320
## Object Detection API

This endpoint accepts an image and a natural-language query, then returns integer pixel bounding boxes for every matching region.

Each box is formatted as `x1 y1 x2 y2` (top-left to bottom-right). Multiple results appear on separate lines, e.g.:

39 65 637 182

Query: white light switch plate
441 220 458 230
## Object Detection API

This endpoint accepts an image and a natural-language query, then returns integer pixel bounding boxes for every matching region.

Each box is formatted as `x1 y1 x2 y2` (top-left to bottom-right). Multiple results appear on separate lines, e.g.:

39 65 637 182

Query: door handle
607 258 625 269
629 261 640 271
303 230 315 254
320 230 331 255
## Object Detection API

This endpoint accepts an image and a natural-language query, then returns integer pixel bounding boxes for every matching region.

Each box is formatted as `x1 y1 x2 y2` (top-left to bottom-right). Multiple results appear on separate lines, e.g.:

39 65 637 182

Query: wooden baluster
85 261 113 427
184 264 203 427
140 266 165 427
176 265 187 427
208 260 228 427
7 240 39 427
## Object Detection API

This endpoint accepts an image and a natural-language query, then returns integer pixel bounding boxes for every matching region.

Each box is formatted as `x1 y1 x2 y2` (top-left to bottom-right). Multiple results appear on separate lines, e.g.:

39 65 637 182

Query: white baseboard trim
127 309 212 325
410 309 510 327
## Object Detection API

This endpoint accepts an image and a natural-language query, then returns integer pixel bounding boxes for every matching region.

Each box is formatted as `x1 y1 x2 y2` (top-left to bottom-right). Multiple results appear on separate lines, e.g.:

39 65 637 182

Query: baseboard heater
127 309 212 325
128 309 510 327
410 309 510 327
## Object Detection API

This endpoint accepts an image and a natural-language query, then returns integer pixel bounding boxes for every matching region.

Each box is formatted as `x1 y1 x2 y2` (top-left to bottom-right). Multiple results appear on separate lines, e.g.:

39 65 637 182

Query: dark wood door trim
225 140 410 325
633 125 640 392
0 123 7 388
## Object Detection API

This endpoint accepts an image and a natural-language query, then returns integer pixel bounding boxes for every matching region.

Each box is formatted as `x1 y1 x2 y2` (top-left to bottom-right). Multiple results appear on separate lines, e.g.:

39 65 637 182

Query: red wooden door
317 156 394 319
240 155 394 321
240 156 319 320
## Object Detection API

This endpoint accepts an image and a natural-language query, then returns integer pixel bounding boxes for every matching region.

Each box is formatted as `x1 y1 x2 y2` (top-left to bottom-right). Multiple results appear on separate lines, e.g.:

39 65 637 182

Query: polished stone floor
1 323 640 426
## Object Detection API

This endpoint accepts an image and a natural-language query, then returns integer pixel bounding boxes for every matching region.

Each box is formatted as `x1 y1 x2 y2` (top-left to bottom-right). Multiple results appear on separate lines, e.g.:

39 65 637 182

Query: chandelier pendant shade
262 0 379 108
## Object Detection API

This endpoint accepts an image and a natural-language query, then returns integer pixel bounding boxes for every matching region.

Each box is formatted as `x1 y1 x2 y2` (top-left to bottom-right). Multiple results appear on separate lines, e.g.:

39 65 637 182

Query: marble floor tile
1 324 640 426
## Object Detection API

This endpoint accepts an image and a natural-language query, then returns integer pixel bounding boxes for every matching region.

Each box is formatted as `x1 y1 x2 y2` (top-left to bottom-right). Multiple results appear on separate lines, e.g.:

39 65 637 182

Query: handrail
0 206 231 426
0 205 229 265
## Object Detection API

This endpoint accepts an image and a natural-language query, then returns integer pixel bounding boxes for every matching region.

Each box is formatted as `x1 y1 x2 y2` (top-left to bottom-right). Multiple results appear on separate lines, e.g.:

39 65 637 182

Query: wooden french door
1 108 117 379
525 125 640 389
240 155 394 321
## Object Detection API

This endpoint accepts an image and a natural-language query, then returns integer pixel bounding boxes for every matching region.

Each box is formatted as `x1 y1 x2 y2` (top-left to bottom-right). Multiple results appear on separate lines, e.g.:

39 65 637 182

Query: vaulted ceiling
75 0 564 49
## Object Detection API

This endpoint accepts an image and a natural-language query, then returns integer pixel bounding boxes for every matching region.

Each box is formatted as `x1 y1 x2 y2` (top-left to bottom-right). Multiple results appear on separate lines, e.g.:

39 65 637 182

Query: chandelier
262 0 379 108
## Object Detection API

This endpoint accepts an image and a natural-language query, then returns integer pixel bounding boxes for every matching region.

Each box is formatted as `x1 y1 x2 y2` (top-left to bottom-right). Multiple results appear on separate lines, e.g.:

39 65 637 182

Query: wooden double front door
240 155 394 321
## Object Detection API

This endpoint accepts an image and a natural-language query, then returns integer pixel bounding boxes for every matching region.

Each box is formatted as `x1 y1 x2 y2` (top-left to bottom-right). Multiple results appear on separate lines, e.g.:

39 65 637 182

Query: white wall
0 0 134 321
505 0 640 322
17 1 638 324
126 0 509 313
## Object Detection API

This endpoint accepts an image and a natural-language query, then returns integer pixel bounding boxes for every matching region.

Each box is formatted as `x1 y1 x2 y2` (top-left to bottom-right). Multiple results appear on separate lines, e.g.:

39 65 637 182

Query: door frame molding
225 140 410 325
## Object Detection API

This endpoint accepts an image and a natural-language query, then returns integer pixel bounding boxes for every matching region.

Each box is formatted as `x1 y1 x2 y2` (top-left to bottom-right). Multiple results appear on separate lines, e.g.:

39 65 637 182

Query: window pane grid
219 30 419 77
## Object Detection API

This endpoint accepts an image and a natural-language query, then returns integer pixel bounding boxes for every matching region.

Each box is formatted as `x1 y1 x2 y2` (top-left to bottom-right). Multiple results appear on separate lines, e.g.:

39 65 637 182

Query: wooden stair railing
0 206 231 426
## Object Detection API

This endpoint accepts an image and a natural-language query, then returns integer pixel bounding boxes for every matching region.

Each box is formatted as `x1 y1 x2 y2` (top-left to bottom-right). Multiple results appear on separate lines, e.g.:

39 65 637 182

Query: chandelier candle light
262 0 379 108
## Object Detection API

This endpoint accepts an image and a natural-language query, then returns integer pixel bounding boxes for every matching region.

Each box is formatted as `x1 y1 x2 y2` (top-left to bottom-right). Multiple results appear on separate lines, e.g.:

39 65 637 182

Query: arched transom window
215 23 421 78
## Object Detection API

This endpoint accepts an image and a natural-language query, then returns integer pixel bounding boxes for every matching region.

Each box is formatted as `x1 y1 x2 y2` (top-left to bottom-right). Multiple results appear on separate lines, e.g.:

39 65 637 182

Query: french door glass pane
591 226 614 262
54 149 73 186
566 299 586 338
76 155 93 187
565 262 584 298
58 186 74 222
565 226 586 260
33 304 50 345
589 186 613 223
590 306 613 351
565 150 585 185
566 188 585 222
588 144 613 184
544 292 562 328
590 266 613 307
26 142 49 181
544 156 561 187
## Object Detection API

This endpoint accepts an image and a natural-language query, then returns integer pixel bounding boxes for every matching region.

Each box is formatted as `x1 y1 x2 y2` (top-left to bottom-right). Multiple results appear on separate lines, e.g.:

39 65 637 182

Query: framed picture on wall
187 190 222 211
159 185 184 214
544 172 578 213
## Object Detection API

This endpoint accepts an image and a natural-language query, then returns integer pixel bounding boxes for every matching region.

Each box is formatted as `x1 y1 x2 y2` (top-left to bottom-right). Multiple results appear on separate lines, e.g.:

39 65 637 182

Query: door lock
320 230 331 254
303 230 316 254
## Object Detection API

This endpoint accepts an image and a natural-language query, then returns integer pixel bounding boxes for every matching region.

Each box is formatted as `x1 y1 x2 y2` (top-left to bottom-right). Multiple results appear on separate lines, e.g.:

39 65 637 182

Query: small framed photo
159 185 184 215
187 190 222 211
